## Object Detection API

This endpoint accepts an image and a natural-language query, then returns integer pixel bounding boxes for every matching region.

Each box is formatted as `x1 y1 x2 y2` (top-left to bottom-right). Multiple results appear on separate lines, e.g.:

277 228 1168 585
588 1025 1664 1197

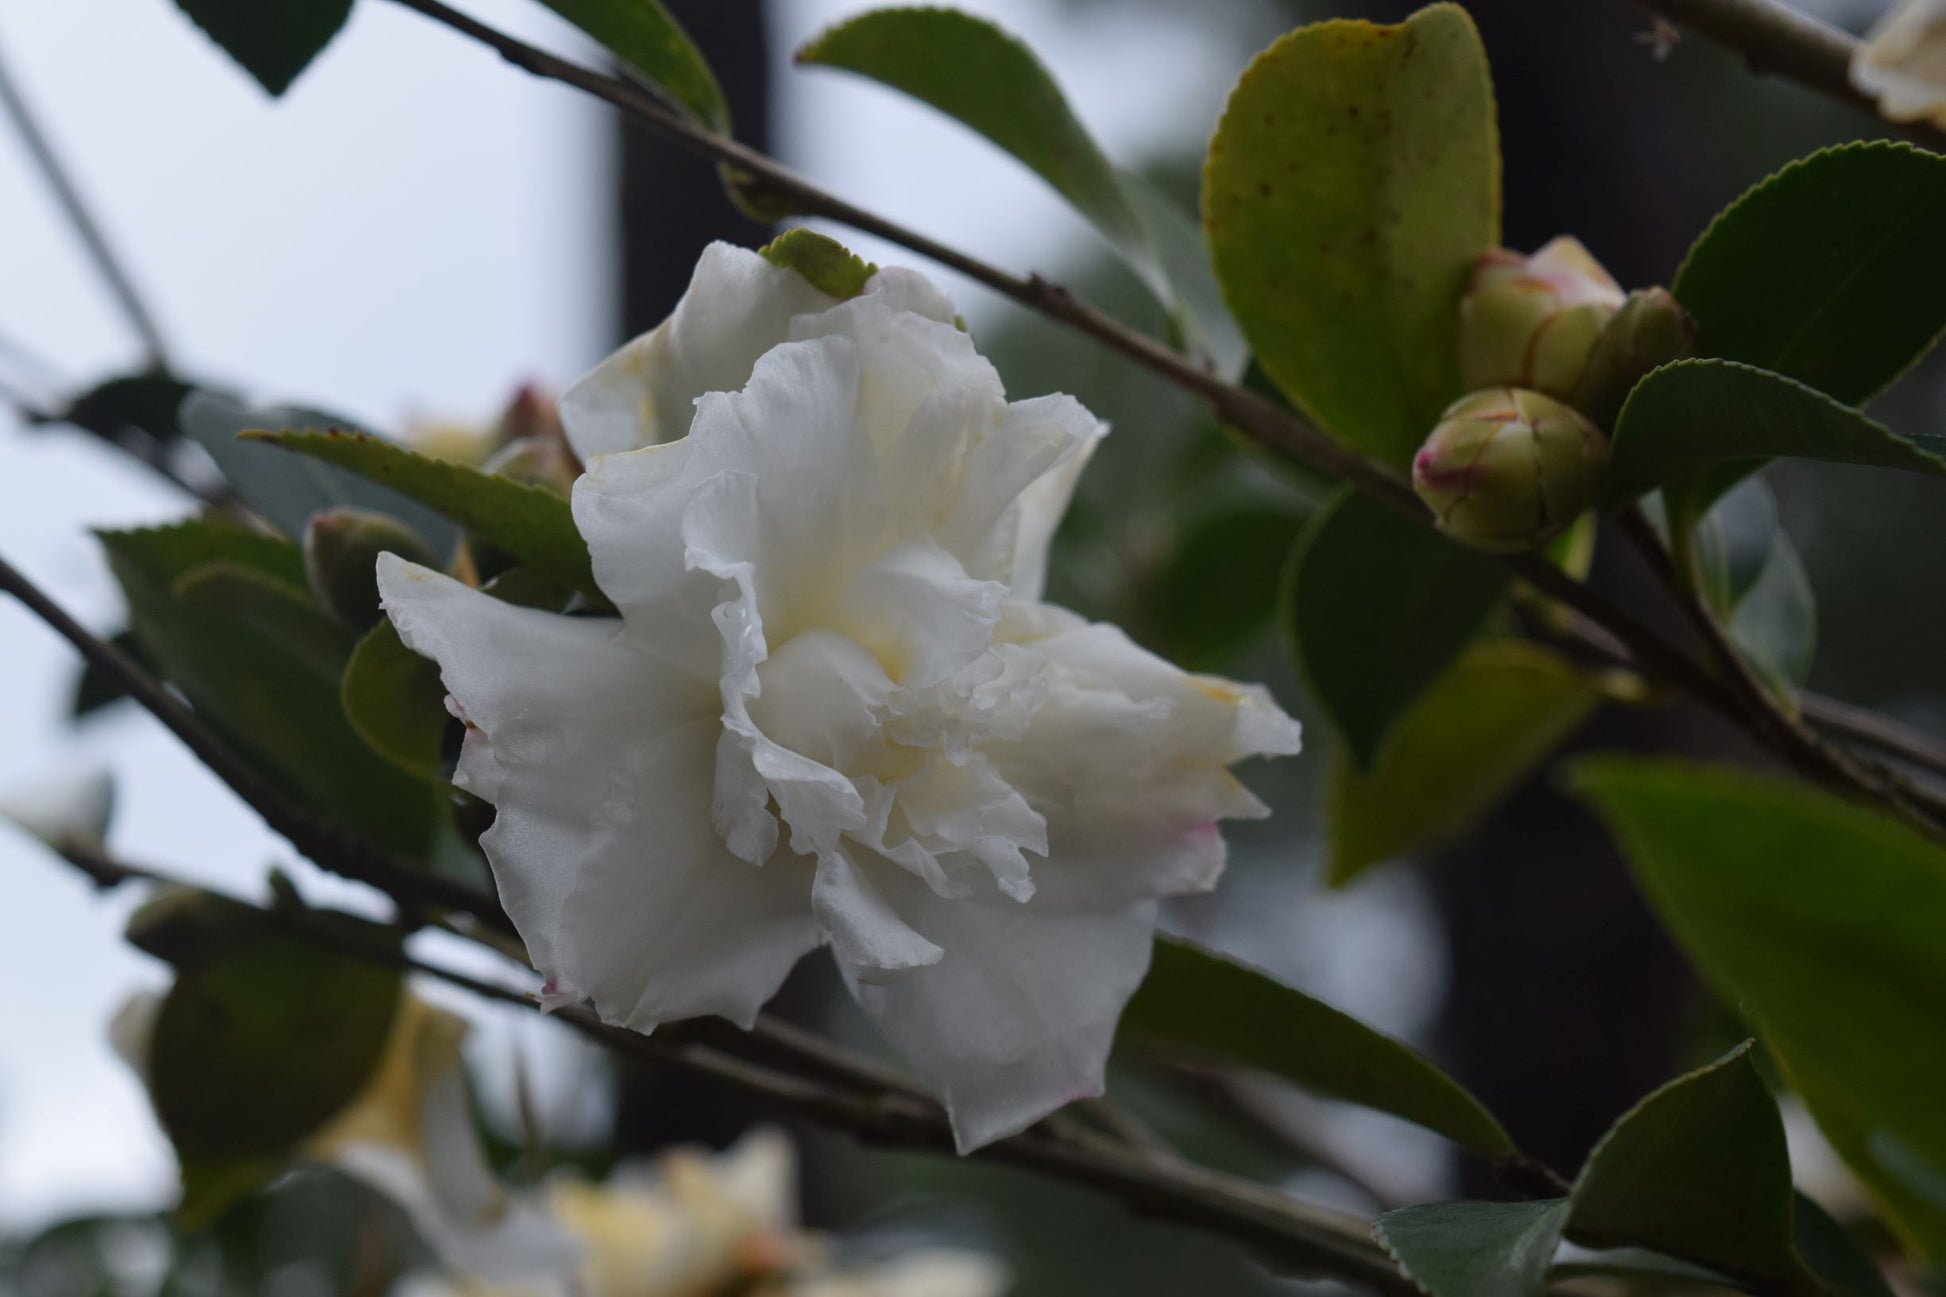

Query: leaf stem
0 29 173 371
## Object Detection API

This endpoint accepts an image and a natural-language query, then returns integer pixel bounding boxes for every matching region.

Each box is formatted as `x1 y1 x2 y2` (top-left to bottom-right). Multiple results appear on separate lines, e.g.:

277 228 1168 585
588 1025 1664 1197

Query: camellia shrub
8 0 1946 1293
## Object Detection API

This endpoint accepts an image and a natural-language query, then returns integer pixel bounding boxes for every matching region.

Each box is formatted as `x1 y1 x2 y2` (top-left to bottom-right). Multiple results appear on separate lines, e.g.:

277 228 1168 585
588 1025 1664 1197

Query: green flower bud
1572 287 1701 428
1413 388 1608 553
303 507 439 630
482 433 577 497
1458 236 1625 400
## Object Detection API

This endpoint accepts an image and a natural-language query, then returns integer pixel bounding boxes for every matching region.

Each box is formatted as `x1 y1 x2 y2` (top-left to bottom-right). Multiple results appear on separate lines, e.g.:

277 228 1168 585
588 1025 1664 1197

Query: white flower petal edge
1852 0 1946 127
380 242 1302 1151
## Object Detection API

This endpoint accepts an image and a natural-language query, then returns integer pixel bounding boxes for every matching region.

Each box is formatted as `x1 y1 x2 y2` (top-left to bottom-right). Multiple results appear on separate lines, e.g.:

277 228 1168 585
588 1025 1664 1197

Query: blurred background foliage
4 0 1942 1294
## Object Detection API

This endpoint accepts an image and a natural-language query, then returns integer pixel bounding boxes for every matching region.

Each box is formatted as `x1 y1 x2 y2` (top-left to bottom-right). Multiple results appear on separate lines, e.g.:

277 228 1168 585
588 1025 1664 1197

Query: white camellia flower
378 241 1301 1149
1853 0 1946 127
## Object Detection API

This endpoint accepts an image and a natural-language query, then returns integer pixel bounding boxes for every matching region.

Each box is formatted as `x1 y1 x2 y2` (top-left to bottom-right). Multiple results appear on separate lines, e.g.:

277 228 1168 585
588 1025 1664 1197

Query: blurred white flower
111 989 575 1285
378 243 1301 1150
398 1129 1006 1297
1852 0 1946 127
0 764 115 848
309 995 576 1283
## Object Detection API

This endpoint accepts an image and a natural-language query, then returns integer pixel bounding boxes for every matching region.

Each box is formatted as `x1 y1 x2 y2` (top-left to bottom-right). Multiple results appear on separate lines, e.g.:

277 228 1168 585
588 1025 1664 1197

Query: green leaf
1567 1043 1820 1295
799 8 1142 275
1148 506 1307 670
1674 142 1946 406
1727 530 1816 699
174 561 353 680
70 628 149 717
242 429 598 600
342 619 449 779
1120 938 1514 1158
534 0 727 131
149 930 400 1226
64 373 197 444
1373 1199 1570 1297
1792 1191 1898 1297
180 392 458 552
99 520 440 859
759 228 878 300
1329 642 1610 886
1573 757 1946 1259
795 7 1234 372
1605 360 1946 504
172 0 351 96
1287 491 1509 770
1204 3 1499 465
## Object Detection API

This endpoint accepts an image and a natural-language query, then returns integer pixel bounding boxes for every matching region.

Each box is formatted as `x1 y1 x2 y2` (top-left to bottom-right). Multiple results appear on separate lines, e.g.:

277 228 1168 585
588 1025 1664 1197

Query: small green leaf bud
1572 287 1702 428
1458 236 1625 400
303 507 439 630
1413 388 1609 553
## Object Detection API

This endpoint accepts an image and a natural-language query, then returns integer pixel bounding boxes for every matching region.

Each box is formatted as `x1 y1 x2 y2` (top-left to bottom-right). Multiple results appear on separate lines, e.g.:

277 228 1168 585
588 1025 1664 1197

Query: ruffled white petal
559 243 837 461
834 862 1157 1151
377 558 821 1030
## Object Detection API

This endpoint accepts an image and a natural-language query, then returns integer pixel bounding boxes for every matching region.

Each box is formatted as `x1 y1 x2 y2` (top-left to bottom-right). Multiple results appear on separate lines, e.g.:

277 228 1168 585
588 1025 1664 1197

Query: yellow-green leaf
1205 3 1499 465
1329 642 1612 886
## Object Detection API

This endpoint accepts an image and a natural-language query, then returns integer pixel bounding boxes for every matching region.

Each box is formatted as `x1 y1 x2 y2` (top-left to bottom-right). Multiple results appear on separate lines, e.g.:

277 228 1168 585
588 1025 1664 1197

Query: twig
1801 693 1946 783
1618 0 1946 148
0 549 509 925
1614 508 1944 836
48 843 1417 1295
0 29 172 370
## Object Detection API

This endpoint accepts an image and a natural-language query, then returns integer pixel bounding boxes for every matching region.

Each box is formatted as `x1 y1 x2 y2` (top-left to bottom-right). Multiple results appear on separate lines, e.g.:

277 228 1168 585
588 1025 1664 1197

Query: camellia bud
483 433 578 497
1458 236 1625 400
1413 388 1608 553
304 507 439 630
1572 287 1702 428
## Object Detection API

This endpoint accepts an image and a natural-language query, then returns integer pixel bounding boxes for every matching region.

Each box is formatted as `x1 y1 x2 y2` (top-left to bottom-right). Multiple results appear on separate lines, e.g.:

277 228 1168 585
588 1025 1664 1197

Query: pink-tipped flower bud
1572 287 1702 428
1458 236 1625 400
304 507 439 630
1413 388 1608 553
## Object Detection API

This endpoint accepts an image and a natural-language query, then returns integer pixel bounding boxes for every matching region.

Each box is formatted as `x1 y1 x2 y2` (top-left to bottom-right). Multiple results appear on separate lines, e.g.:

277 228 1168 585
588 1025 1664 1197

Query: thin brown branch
0 30 172 370
1618 0 1946 148
1614 508 1944 836
48 842 1416 1295
0 549 510 926
1801 692 1946 783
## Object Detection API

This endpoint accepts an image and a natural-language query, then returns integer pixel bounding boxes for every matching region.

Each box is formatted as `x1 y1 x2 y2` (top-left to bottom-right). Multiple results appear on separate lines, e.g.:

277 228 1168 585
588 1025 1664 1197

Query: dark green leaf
1288 491 1509 769
342 618 448 779
1567 1043 1819 1295
1792 1191 1897 1297
1674 142 1946 406
759 228 878 300
1373 1199 1570 1297
798 8 1143 280
70 629 148 717
1121 938 1514 1158
148 930 400 1224
796 7 1233 371
64 373 196 444
242 429 598 600
99 520 440 858
1148 507 1307 670
534 0 727 131
1573 757 1946 1259
1329 642 1610 886
172 0 351 95
180 392 458 551
1605 360 1946 504
174 561 353 680
1204 3 1498 465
